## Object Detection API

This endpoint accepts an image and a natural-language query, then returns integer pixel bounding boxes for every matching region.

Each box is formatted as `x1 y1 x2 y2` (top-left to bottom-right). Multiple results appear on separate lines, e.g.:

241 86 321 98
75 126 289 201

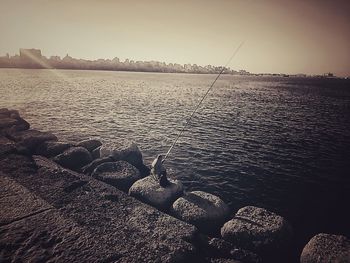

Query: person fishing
151 154 170 187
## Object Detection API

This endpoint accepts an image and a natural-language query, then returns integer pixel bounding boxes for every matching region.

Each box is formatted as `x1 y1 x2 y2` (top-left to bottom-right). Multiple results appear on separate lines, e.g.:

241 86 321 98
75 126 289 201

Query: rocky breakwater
2 109 348 263
0 108 198 262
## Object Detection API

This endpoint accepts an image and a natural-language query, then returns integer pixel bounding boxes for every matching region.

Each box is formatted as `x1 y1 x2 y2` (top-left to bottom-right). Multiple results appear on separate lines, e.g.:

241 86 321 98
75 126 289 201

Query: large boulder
300 233 350 263
0 118 29 133
81 156 114 175
53 146 92 171
129 176 183 211
0 117 18 129
221 206 293 257
35 141 73 157
100 141 149 176
0 109 19 119
8 129 57 153
209 259 242 263
0 136 16 156
170 191 230 234
204 237 261 263
100 141 142 166
0 108 9 114
77 139 102 152
0 109 30 133
91 146 101 159
91 161 141 192
8 117 30 132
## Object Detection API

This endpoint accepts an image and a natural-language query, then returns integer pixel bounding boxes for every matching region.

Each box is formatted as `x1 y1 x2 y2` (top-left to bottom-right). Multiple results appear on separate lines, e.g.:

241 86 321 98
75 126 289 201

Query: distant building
112 57 120 63
19 48 42 62
239 69 250 75
50 56 61 61
62 54 73 61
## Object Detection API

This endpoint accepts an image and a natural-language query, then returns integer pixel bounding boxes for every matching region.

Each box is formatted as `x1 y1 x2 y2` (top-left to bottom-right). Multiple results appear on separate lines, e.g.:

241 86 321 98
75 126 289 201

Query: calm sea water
1 69 350 249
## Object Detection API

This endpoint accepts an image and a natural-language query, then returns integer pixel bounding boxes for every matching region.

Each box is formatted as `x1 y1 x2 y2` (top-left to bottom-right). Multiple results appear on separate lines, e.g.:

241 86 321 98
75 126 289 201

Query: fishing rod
163 41 244 162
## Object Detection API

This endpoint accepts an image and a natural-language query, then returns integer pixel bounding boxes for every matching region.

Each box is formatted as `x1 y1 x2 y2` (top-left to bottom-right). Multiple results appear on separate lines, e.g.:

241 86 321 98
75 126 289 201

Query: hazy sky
1 0 349 76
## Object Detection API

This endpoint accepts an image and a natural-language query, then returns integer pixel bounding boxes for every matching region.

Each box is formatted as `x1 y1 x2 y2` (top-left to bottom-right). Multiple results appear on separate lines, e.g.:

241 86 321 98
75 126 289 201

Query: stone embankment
1 108 349 263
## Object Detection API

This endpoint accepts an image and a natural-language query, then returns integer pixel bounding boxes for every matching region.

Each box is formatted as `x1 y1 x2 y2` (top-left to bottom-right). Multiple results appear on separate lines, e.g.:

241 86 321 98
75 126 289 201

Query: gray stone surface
1 209 125 263
210 259 242 263
0 109 30 136
0 154 198 263
0 108 19 117
91 146 101 159
81 156 114 175
100 141 150 176
7 129 57 152
0 175 52 225
0 117 18 129
300 233 350 263
92 161 141 192
205 238 261 263
77 139 102 152
8 117 30 132
0 136 16 156
35 141 73 157
53 146 92 171
0 108 10 114
100 141 143 167
171 191 230 234
221 206 293 257
129 176 184 211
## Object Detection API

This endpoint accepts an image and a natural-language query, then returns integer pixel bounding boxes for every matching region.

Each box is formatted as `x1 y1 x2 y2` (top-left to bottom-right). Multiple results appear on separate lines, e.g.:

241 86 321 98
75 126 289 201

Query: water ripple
1 69 350 243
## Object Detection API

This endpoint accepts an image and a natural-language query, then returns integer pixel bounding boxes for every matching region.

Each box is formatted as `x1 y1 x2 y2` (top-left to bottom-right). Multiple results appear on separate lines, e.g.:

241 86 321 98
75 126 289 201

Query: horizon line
0 48 342 78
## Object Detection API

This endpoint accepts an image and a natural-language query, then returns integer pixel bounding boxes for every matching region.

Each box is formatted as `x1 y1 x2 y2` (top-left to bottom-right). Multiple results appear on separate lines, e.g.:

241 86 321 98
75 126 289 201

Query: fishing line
163 41 244 162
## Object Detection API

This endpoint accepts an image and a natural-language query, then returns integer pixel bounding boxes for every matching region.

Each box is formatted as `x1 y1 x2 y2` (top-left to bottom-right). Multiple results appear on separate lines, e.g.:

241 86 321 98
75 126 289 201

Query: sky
1 0 349 76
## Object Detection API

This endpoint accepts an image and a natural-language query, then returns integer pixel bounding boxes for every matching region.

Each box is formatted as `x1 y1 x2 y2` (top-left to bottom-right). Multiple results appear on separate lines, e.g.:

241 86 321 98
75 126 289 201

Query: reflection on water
1 69 350 249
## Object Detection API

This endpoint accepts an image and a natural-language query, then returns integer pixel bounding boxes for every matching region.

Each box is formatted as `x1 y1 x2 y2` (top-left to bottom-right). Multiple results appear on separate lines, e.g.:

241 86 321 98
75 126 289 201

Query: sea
1 68 350 254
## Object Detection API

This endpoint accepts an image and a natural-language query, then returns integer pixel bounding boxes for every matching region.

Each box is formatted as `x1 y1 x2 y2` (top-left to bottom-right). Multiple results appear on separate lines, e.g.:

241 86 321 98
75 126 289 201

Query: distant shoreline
0 67 345 80
0 48 342 79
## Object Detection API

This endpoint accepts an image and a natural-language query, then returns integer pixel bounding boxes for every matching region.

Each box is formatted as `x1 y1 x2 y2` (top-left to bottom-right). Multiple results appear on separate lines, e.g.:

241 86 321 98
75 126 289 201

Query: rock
229 248 262 263
35 141 73 157
138 163 151 177
9 117 30 132
221 206 293 257
129 176 184 211
0 117 18 129
206 238 261 263
0 136 16 156
0 108 9 114
0 109 30 133
91 161 141 192
100 141 149 175
77 139 102 152
91 146 101 159
170 191 230 234
81 156 114 175
210 259 242 263
207 237 234 257
300 233 350 263
53 146 92 171
7 129 57 153
0 176 52 225
0 108 19 118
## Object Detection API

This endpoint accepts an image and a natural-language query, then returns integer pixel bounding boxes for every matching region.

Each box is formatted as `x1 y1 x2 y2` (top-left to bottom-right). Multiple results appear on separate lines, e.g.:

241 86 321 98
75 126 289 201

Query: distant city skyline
0 48 253 75
1 0 349 76
0 48 336 77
